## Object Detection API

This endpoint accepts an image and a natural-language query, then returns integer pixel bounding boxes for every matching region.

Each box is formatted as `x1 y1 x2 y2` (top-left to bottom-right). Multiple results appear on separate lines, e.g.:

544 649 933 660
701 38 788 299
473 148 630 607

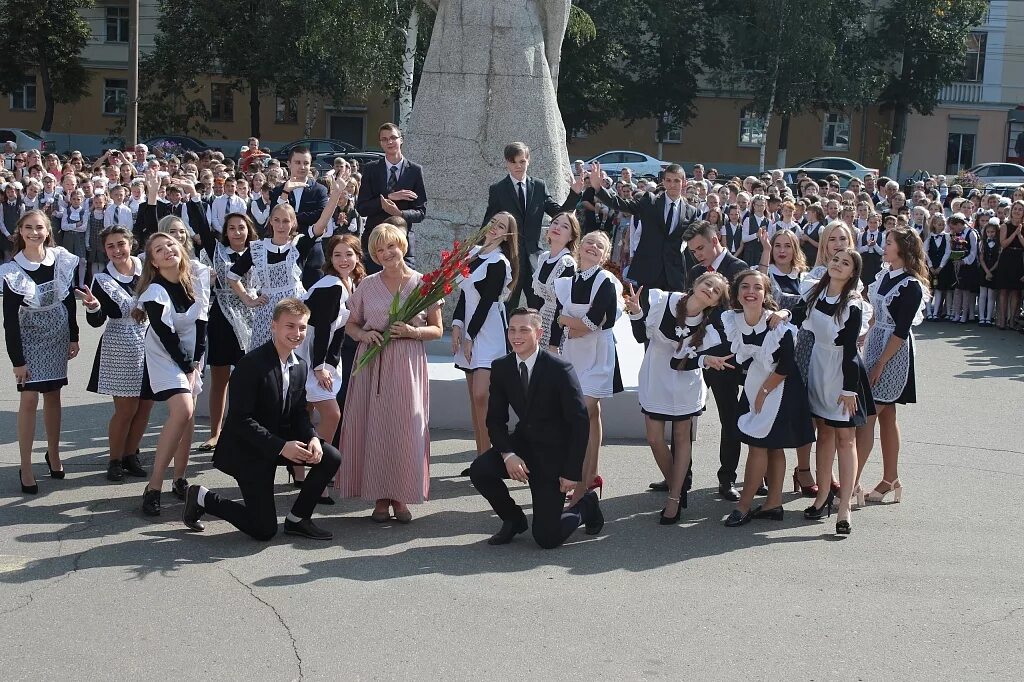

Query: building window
738 107 766 147
105 7 129 43
275 96 297 124
660 114 682 144
210 83 234 121
822 112 850 150
946 133 976 175
962 32 987 82
10 77 37 111
102 79 128 115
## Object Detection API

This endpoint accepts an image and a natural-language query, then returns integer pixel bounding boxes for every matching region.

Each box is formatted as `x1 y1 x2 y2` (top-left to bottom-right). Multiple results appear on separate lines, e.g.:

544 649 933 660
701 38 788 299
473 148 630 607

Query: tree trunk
887 107 907 179
759 53 781 173
249 79 261 138
304 93 321 137
775 114 790 169
39 55 55 135
398 5 420 128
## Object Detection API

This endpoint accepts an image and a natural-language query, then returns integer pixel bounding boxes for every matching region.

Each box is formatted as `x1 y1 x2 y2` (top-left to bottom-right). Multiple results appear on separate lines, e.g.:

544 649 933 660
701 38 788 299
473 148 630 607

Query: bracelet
502 452 516 462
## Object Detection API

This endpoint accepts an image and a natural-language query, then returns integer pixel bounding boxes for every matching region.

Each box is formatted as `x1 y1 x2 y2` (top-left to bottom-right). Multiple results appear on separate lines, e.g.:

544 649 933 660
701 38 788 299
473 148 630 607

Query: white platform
197 316 651 439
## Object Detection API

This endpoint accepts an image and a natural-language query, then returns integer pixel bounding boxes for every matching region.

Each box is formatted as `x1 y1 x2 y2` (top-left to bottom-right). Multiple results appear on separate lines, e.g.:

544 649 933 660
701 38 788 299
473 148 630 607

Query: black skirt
936 262 957 290
738 374 815 449
18 378 67 393
875 335 917 405
206 299 244 367
955 261 981 292
994 247 1024 291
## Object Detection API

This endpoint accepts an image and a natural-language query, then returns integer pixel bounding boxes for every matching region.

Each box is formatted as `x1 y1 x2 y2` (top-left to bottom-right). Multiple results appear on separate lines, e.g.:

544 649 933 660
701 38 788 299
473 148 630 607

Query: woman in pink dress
337 223 444 523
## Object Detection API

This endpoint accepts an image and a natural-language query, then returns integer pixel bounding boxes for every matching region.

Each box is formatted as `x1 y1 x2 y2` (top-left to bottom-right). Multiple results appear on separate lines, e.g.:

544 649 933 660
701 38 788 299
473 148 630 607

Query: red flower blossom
461 266 471 277
443 282 453 295
419 284 431 296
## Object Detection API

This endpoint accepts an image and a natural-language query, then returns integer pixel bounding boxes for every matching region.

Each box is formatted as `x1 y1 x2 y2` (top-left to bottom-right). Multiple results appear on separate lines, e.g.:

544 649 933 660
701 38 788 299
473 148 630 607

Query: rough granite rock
405 0 572 318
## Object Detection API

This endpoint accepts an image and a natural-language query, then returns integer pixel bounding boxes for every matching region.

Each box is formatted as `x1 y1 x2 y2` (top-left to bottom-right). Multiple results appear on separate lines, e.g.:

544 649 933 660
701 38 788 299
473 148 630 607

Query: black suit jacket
269 178 328 231
687 251 751 290
483 176 579 255
356 158 427 251
596 188 698 290
135 199 209 247
486 350 589 482
213 342 316 481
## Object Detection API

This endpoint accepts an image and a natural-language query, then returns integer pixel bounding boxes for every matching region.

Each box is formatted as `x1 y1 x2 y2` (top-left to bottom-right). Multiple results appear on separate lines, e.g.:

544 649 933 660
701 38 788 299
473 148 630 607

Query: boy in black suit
482 142 583 308
469 308 603 548
182 298 341 540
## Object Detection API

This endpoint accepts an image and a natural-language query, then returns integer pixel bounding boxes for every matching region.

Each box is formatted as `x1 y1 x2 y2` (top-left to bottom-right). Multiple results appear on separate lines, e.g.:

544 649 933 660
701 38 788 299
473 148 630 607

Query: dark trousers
705 369 742 486
204 444 341 541
469 448 590 549
507 245 540 313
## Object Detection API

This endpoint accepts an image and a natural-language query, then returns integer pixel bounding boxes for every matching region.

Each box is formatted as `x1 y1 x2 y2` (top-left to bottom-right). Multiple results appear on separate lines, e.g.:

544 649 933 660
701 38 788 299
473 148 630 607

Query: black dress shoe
724 508 754 527
487 515 528 545
755 481 769 496
182 485 206 531
171 477 189 500
835 519 852 535
18 469 38 495
44 451 65 479
583 491 604 535
649 479 669 492
460 467 472 477
106 459 125 483
121 453 147 477
284 518 333 540
142 487 161 516
718 484 740 502
751 505 784 521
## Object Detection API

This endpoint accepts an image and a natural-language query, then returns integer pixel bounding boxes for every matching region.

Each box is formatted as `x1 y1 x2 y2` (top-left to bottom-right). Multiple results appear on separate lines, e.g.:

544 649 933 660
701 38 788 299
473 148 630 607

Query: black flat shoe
718 484 740 502
649 479 669 492
658 498 682 525
284 517 332 540
121 453 147 477
836 520 851 535
487 515 528 545
803 489 836 520
142 487 161 516
751 505 784 521
106 459 125 483
724 508 754 527
755 480 768 496
460 467 472 477
171 477 189 500
44 452 65 479
181 485 206 532
317 495 335 505
19 469 38 495
583 491 604 535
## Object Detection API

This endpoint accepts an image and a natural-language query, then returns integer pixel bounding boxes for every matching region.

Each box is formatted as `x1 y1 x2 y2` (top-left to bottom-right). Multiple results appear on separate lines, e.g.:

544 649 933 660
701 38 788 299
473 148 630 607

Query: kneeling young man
183 298 341 540
470 307 603 547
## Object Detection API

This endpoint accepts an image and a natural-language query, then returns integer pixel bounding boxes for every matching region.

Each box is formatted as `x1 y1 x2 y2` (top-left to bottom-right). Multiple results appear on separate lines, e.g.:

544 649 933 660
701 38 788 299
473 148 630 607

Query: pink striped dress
335 271 440 504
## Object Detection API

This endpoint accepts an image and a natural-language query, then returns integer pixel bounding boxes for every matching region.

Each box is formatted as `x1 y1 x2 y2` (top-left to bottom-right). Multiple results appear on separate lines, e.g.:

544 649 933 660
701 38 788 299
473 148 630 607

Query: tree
558 0 626 141
711 0 871 170
872 0 988 176
0 0 93 135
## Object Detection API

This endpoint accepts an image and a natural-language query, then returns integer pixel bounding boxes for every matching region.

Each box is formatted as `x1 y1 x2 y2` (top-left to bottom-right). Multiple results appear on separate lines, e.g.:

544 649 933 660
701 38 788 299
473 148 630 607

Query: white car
792 156 879 181
585 150 669 179
0 128 54 153
969 163 1024 186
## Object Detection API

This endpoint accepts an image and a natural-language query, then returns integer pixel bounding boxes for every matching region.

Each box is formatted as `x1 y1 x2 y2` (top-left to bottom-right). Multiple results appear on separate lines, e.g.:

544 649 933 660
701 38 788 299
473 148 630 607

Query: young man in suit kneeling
469 307 603 548
183 298 341 540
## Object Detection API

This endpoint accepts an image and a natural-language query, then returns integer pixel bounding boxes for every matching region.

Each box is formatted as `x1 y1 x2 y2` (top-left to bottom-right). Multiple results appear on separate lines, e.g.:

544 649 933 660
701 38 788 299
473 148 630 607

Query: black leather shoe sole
182 485 206 531
284 519 332 540
487 517 528 545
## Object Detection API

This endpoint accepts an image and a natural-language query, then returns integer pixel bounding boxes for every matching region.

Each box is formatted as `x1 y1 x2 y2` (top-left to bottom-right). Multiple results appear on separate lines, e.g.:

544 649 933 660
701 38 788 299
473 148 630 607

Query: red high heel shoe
587 475 604 498
792 467 817 498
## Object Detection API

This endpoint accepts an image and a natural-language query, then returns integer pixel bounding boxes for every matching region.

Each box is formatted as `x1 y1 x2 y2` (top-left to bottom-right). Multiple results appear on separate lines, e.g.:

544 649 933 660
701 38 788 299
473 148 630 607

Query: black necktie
518 182 527 216
172 204 182 217
519 361 529 398
666 200 676 233
387 165 398 194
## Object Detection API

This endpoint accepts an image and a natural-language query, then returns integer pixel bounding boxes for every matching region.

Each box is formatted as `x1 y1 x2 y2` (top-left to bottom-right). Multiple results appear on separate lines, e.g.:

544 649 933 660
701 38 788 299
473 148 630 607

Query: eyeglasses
15 158 26 163
379 135 401 143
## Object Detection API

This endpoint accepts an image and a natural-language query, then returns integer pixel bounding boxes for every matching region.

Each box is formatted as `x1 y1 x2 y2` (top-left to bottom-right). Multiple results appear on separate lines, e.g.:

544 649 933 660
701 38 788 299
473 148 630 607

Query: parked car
776 168 857 194
585 150 669 179
968 162 1024 185
142 135 215 156
0 128 55 153
271 138 359 162
313 150 385 173
982 183 1022 197
791 156 879 181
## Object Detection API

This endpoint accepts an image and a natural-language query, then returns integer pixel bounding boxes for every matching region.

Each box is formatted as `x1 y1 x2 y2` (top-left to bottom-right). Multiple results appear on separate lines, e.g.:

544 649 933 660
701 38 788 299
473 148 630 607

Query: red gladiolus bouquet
352 224 488 374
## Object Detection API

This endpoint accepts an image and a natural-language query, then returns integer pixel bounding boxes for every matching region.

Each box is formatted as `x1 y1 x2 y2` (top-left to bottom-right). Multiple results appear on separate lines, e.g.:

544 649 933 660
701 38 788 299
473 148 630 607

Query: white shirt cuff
501 452 516 462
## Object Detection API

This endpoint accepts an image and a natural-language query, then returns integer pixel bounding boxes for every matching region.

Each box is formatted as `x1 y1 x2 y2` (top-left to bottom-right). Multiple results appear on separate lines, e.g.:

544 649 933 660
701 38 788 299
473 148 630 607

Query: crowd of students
0 129 1006 545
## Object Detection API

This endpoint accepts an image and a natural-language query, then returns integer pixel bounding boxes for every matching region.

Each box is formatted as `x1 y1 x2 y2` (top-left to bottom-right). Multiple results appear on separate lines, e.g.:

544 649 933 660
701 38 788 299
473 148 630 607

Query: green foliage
0 0 94 132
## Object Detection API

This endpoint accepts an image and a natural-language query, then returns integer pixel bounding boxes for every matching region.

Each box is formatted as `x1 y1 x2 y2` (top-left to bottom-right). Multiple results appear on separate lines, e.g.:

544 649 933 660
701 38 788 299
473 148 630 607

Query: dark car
142 135 215 156
313 150 385 173
271 138 359 162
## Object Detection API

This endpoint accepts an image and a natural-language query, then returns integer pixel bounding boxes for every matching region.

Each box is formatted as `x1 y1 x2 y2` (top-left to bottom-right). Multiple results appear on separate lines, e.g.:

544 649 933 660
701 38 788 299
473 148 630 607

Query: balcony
939 82 984 104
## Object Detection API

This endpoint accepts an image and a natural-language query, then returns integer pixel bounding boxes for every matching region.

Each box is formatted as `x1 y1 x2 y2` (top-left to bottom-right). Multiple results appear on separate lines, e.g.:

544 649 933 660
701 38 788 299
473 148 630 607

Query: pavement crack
223 568 303 680
972 606 1024 628
0 593 33 616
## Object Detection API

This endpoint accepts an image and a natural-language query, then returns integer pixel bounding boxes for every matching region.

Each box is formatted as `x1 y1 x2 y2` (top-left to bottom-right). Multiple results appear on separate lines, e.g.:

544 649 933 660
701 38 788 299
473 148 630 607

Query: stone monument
405 0 572 283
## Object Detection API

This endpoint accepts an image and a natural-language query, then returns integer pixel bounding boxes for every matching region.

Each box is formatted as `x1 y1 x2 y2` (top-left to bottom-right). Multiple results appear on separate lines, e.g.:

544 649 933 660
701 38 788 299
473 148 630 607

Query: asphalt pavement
1 320 1022 680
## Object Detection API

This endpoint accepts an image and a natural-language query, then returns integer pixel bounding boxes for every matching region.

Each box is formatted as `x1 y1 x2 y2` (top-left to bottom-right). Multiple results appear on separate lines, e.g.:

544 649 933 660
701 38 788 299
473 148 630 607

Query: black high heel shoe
19 469 38 495
285 464 303 489
44 452 65 479
835 519 852 535
803 489 835 520
658 497 682 525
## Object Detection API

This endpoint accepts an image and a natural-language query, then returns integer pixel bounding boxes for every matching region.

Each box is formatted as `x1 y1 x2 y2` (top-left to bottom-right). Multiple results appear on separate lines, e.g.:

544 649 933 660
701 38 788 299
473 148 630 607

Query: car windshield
21 130 44 141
